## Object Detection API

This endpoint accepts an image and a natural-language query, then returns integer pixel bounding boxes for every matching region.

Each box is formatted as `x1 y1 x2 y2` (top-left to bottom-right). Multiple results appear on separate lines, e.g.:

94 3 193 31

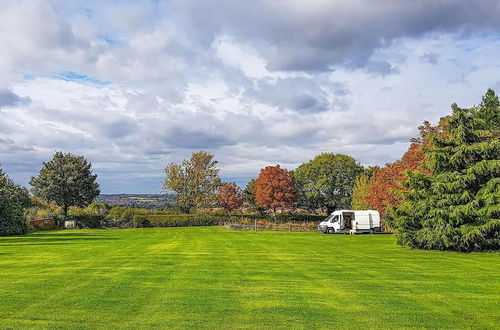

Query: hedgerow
131 213 326 228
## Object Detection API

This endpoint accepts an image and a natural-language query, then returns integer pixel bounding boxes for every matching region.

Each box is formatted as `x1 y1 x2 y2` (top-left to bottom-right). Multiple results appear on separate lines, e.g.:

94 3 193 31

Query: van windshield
324 214 339 222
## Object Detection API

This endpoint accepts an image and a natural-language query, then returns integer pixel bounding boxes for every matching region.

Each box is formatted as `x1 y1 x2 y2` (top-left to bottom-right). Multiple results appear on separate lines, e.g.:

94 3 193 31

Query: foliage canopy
351 173 372 210
255 165 296 214
294 153 363 213
0 168 31 236
30 152 100 216
164 151 221 213
218 182 243 211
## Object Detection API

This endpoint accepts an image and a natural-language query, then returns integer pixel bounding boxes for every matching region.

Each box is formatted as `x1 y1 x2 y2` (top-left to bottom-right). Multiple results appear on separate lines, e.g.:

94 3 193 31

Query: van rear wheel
327 227 335 234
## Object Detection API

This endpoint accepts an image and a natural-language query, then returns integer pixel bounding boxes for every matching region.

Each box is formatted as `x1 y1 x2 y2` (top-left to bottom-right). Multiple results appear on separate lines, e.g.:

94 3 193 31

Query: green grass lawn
0 227 498 329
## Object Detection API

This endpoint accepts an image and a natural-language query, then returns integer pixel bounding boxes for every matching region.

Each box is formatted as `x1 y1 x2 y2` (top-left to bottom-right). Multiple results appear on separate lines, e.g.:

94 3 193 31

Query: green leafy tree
30 152 100 218
351 167 379 210
243 179 256 207
351 174 371 210
106 206 128 221
0 167 31 236
393 89 500 251
164 151 221 213
294 153 364 213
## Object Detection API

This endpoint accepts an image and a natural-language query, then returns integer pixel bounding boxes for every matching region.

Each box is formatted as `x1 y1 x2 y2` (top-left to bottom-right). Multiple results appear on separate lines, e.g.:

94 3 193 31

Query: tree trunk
60 204 68 227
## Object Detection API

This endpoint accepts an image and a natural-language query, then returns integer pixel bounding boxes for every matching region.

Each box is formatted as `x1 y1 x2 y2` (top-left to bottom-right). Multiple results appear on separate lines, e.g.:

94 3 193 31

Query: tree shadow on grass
0 232 119 246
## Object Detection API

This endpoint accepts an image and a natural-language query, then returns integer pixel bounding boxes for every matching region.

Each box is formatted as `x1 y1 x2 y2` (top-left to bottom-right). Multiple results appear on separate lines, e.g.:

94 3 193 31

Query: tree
243 178 266 214
0 167 31 236
164 151 221 213
243 179 256 207
219 182 243 211
351 174 371 210
255 165 296 216
364 122 439 217
365 144 426 217
294 153 363 213
393 89 500 251
351 167 379 210
30 152 100 218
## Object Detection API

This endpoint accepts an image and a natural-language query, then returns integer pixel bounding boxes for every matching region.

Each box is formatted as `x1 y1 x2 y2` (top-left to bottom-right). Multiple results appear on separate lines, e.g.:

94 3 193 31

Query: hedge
132 214 228 227
274 213 326 223
132 213 326 228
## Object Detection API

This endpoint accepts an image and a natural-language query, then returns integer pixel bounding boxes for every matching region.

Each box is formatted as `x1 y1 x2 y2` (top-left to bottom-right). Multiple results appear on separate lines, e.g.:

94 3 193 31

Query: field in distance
0 227 498 329
96 193 176 209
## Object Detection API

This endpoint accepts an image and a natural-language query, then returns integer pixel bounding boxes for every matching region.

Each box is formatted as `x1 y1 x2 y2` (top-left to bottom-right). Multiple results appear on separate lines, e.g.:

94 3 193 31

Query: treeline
163 151 365 215
1 90 498 251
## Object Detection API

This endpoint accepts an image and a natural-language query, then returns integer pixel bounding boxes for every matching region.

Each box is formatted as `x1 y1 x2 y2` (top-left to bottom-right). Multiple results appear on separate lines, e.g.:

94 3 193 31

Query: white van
318 210 381 234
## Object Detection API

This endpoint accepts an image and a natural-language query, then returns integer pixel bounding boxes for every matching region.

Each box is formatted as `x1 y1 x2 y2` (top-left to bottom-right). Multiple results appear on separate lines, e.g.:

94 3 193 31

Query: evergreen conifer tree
393 89 500 251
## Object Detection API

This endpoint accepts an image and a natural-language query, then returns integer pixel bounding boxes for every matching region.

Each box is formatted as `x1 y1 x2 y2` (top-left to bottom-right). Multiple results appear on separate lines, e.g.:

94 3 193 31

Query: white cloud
1 1 500 192
214 37 277 80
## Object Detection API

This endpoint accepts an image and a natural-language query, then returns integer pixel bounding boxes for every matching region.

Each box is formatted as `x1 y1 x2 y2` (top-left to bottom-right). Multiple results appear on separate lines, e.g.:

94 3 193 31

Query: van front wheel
327 227 335 234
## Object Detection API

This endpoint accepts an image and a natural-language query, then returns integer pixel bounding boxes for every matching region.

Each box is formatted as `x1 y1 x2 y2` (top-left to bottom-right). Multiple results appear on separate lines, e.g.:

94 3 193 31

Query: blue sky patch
51 71 111 87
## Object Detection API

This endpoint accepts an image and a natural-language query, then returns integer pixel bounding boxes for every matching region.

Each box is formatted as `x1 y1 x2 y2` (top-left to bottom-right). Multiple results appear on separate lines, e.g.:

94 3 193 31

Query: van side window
331 215 339 222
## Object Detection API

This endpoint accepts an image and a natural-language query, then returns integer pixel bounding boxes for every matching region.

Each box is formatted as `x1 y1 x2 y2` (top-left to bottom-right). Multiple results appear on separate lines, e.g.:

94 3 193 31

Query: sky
1 0 500 193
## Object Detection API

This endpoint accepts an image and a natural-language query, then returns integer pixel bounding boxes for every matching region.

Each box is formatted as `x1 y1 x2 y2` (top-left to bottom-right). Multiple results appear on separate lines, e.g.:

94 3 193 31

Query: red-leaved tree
218 182 243 211
365 121 438 217
255 165 296 216
365 144 425 217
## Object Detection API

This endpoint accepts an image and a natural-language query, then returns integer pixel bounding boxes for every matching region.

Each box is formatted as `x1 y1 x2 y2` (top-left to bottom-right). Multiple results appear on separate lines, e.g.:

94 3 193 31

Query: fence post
254 219 257 232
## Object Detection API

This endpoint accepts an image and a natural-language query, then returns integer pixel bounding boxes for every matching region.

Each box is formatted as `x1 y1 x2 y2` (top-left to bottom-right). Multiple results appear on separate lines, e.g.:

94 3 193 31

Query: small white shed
64 220 76 229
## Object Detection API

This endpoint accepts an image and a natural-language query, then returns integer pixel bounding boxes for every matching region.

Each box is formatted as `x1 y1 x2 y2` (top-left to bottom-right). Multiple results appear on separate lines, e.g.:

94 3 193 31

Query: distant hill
96 194 176 209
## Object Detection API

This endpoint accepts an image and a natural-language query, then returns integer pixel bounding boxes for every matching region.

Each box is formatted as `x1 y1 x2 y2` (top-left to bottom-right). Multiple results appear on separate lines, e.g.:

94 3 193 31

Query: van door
369 213 373 229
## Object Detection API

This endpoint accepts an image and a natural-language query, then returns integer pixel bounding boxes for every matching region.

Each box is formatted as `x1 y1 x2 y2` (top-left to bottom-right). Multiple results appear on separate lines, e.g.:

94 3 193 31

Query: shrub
25 197 64 227
28 218 57 231
130 212 326 228
132 214 224 228
0 169 31 236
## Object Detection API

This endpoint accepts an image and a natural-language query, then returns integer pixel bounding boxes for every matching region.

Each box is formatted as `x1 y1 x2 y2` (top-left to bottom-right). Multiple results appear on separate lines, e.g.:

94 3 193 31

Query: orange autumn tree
218 182 243 211
365 144 425 217
255 165 296 216
365 121 438 217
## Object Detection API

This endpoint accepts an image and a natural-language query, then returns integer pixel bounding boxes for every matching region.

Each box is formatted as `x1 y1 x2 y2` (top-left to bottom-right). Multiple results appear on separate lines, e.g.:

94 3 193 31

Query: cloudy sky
1 0 500 193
